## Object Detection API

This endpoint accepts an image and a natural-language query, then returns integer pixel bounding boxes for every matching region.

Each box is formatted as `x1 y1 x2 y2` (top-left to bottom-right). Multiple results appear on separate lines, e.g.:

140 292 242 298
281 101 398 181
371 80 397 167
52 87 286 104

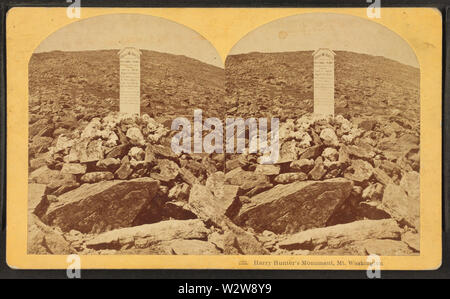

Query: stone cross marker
119 47 142 115
313 48 336 116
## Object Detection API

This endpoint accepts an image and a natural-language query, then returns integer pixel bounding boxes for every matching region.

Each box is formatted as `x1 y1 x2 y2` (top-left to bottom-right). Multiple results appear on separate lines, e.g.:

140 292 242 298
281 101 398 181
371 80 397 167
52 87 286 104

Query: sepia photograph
26 12 421 257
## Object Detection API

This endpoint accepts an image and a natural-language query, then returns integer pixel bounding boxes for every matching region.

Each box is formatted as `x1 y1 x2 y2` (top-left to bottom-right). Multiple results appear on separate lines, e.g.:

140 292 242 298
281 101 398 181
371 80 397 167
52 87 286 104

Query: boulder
126 127 145 146
205 171 226 195
80 118 101 139
344 144 376 160
188 184 236 223
55 135 74 153
85 219 208 250
28 213 75 254
29 136 53 156
168 183 190 201
359 119 377 131
274 172 307 184
47 173 80 195
179 167 200 186
380 183 419 229
128 146 145 161
356 201 391 220
254 164 280 176
225 167 271 193
219 185 241 217
225 155 248 171
320 128 339 146
379 133 419 156
355 239 414 255
400 171 420 201
96 158 121 172
298 145 322 160
150 159 180 183
338 145 350 164
29 118 49 136
60 163 87 175
105 132 119 147
205 172 241 217
372 167 394 186
144 144 156 165
28 183 48 217
290 159 315 173
77 139 104 163
115 156 133 179
322 147 338 161
309 157 327 180
147 144 178 160
220 218 268 255
80 171 114 183
344 159 373 183
106 144 129 159
42 178 160 233
278 140 298 162
277 219 401 250
168 239 221 255
362 183 384 201
162 201 197 220
29 153 50 171
235 178 353 234
401 231 420 252
377 160 403 178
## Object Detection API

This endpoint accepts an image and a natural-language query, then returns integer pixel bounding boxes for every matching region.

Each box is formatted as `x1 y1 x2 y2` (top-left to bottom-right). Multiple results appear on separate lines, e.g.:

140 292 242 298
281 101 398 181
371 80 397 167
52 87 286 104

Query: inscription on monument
313 48 335 116
119 47 142 115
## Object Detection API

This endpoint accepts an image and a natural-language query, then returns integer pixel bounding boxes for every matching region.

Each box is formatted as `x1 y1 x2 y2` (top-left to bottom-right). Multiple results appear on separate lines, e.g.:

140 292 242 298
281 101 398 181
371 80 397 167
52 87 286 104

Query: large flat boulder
277 219 402 251
188 184 229 224
42 178 160 233
225 167 271 194
85 219 208 250
380 183 420 229
235 178 353 234
310 238 414 256
356 239 415 256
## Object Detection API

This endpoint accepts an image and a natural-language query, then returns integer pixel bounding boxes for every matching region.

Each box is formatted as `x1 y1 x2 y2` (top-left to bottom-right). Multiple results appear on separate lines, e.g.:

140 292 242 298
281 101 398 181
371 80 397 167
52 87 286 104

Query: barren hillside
226 50 419 132
29 49 226 123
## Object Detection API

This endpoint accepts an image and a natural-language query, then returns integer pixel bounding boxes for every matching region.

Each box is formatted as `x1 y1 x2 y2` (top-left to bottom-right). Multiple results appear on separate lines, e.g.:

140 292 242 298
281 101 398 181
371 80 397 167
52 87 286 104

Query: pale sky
230 13 419 68
35 14 224 68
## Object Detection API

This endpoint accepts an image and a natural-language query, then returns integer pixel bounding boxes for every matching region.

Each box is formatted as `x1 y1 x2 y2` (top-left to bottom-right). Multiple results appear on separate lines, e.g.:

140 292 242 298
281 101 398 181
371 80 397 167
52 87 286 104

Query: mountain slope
225 50 419 131
29 49 226 123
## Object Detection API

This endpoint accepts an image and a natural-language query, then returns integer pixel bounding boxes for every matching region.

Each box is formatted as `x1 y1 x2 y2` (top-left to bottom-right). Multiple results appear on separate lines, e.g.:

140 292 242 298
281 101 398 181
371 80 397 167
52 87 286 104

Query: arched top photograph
29 13 225 122
226 12 420 123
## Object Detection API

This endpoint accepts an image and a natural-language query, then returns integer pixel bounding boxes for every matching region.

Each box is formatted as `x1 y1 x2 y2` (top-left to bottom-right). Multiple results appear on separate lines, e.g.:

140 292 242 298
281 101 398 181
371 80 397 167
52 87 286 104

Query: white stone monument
118 47 142 115
313 48 336 116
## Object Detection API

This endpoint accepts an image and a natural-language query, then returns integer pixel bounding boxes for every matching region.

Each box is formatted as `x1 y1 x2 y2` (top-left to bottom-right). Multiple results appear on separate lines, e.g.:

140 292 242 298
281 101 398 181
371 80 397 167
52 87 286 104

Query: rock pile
28 111 420 256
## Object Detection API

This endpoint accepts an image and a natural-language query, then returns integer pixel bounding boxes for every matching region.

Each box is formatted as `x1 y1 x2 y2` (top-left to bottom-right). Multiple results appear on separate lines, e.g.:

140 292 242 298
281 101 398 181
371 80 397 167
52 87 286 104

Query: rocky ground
29 50 226 125
28 50 420 256
225 51 420 126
